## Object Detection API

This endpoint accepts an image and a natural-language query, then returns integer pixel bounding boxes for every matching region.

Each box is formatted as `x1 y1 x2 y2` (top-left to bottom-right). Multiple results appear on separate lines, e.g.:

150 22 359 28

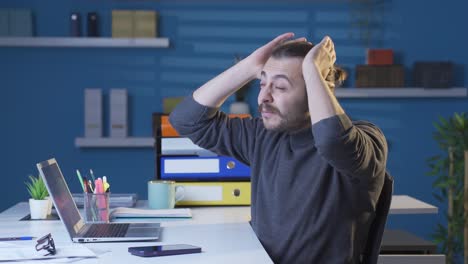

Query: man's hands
192 32 306 108
303 36 336 82
246 32 306 78
303 35 345 125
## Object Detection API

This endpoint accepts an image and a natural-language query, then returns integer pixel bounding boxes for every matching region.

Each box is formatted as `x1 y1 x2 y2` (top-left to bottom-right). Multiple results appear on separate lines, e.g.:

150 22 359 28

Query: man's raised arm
193 32 299 108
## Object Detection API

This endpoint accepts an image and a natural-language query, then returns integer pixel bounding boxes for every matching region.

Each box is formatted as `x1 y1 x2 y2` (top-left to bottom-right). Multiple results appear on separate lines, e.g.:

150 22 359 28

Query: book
110 207 192 218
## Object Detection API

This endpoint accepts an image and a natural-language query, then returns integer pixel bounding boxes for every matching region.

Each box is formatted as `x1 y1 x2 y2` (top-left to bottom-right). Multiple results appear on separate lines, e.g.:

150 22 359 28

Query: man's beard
258 103 309 132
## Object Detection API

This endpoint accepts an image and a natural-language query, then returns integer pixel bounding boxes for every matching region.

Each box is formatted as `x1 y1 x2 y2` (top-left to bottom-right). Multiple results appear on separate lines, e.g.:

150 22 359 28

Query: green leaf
25 175 48 200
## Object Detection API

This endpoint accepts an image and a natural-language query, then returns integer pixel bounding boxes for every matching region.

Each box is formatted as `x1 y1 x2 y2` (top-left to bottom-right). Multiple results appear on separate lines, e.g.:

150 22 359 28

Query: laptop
37 158 161 243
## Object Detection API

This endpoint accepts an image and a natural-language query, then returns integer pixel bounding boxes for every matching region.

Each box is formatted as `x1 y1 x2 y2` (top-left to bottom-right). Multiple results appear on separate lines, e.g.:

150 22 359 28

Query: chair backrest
361 172 394 264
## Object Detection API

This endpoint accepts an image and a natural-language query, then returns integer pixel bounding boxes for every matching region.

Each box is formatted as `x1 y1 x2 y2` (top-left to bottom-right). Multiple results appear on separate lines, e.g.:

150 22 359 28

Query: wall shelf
0 37 170 48
335 87 467 98
75 137 154 148
75 88 466 148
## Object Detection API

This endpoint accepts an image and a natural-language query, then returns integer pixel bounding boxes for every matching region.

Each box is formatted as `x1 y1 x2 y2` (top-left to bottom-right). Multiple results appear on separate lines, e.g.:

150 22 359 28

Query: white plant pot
29 198 49 219
229 101 250 115
45 196 53 215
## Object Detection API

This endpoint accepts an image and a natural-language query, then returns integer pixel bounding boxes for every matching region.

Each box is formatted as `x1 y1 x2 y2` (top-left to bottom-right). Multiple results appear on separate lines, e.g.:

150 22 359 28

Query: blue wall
1 0 467 245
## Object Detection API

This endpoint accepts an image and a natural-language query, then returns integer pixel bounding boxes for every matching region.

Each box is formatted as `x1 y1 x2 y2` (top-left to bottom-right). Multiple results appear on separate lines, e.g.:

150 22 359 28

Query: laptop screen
37 159 84 238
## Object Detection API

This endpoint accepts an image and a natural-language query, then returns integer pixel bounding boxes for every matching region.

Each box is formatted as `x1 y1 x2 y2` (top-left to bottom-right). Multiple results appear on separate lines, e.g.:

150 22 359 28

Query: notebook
37 158 161 243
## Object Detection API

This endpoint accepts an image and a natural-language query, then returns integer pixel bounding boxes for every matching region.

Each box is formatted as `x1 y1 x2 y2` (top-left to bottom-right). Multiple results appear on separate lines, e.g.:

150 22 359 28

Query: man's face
258 57 309 132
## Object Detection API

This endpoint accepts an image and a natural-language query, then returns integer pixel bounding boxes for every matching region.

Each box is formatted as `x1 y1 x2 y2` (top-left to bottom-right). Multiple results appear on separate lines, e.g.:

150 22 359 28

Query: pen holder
84 192 110 223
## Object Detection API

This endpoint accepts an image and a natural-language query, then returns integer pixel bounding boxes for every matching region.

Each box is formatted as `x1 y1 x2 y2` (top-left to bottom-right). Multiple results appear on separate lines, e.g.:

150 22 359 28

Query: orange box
366 49 394 65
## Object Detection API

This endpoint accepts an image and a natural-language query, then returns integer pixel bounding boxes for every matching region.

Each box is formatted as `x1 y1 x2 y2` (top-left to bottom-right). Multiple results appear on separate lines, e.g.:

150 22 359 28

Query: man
170 33 388 263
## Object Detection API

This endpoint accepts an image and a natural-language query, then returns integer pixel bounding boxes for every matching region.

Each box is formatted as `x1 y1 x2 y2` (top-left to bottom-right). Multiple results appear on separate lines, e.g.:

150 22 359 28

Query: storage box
366 49 394 65
355 65 405 88
0 8 33 36
0 9 8 36
112 10 134 38
413 61 453 88
9 9 33 36
112 10 158 38
134 10 157 38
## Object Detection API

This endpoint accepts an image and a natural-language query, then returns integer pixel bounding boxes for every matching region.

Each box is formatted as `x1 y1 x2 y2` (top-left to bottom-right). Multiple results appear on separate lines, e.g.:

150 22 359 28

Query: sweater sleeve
312 114 388 178
168 95 255 166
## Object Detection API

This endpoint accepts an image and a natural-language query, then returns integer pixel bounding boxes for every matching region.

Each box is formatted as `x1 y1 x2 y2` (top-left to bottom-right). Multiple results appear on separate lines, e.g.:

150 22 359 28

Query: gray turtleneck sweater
169 95 387 264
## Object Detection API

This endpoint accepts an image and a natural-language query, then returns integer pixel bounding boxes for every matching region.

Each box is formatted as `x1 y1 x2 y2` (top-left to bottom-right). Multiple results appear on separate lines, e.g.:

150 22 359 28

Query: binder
161 156 250 180
152 113 252 206
175 182 250 206
110 89 128 138
84 89 103 138
162 137 217 157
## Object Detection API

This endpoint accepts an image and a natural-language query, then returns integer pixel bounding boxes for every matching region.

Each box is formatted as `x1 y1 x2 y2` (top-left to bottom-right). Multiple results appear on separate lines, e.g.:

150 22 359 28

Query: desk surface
0 203 271 264
0 194 439 263
390 195 438 214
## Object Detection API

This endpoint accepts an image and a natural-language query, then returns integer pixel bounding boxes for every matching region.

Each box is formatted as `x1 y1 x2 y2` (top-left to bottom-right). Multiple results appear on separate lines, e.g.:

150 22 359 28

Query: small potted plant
25 175 50 219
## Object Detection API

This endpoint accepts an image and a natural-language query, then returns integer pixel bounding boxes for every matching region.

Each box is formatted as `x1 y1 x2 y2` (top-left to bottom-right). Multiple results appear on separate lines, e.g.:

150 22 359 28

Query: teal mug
148 180 184 209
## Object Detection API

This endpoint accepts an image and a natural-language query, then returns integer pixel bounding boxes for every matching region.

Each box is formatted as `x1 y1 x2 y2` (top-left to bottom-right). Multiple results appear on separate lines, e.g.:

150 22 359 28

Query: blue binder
160 156 250 180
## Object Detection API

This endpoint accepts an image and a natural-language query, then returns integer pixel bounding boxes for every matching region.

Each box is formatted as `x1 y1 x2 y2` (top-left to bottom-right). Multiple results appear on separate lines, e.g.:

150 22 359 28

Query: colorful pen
89 169 96 182
83 177 89 193
88 180 94 193
76 169 86 192
0 236 35 241
103 176 110 192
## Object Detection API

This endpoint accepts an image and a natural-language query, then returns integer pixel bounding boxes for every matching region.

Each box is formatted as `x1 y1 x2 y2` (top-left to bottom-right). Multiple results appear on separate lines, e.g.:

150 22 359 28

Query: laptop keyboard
84 224 129 237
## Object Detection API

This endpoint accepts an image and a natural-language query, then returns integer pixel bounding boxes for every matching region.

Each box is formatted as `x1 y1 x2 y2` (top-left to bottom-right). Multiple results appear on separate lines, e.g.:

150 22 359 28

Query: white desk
0 195 443 263
389 195 438 214
0 203 271 263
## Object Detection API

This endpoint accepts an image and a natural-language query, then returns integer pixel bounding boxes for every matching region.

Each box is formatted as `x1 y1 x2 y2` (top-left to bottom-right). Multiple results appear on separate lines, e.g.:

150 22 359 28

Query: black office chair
361 172 394 264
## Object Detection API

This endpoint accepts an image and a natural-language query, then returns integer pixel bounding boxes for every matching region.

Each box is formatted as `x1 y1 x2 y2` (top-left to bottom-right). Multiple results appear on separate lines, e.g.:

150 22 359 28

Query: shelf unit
335 87 467 98
0 37 170 48
75 88 467 148
75 137 154 148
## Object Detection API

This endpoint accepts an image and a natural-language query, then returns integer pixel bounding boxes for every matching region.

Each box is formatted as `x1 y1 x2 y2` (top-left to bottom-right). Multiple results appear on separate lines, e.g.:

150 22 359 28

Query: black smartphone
128 244 202 257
